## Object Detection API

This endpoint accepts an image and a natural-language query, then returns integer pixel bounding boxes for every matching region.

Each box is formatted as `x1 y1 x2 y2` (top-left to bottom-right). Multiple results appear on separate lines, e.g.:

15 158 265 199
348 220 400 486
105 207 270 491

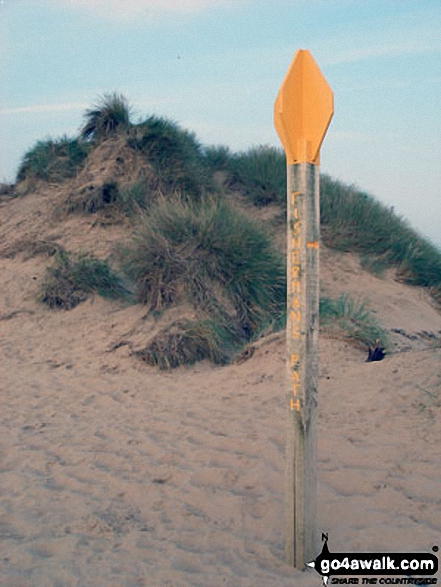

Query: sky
1 0 441 247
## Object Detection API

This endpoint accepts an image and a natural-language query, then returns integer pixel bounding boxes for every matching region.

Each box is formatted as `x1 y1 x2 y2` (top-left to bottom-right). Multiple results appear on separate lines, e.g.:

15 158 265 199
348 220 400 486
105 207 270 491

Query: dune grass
15 96 441 365
14 93 441 298
120 196 285 326
17 96 214 205
120 196 286 366
136 318 237 369
63 180 152 218
80 93 132 142
115 181 151 215
40 250 130 309
127 116 213 199
17 136 89 185
215 145 286 206
320 294 389 349
205 146 440 299
320 175 441 293
203 145 234 173
64 181 121 215
210 147 441 295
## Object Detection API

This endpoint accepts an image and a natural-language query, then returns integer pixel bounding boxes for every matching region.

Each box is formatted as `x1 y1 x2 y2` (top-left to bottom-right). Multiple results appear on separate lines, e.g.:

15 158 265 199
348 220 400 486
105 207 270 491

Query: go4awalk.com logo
307 535 439 586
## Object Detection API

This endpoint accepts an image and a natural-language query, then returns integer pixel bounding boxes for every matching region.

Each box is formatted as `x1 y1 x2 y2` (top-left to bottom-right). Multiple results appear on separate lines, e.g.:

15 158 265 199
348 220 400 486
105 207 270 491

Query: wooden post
285 161 320 567
274 49 333 569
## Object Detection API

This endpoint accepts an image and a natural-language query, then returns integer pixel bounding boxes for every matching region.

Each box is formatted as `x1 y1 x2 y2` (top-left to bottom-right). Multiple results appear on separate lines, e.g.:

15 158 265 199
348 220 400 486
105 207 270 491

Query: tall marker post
274 49 334 569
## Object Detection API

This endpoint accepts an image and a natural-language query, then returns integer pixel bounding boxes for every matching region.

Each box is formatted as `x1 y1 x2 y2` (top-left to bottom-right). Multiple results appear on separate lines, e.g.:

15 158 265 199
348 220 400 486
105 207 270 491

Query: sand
0 190 440 586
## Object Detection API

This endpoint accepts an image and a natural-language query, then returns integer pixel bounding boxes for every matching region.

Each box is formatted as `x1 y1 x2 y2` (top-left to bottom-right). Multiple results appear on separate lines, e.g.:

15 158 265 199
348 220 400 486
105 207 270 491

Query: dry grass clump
62 112 215 217
61 137 153 217
64 180 151 219
136 319 233 369
40 275 88 310
64 181 121 215
40 252 87 310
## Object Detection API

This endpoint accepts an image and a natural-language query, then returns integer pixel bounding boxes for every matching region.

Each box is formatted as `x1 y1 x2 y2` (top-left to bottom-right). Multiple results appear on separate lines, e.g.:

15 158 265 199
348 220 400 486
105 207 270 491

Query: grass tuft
120 196 285 328
40 251 130 309
202 145 234 173
65 181 121 215
16 136 89 185
114 181 151 216
127 116 213 198
119 196 285 366
136 318 236 369
63 181 149 217
320 294 389 348
225 146 286 206
80 93 132 142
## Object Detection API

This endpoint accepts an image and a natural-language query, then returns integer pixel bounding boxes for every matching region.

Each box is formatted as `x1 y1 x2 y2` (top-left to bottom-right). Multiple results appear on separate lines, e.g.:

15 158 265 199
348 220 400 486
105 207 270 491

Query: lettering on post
289 191 302 413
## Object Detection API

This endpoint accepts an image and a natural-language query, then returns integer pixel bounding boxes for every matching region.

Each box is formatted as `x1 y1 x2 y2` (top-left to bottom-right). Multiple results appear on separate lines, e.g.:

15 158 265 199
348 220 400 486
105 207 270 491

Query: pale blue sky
1 0 440 246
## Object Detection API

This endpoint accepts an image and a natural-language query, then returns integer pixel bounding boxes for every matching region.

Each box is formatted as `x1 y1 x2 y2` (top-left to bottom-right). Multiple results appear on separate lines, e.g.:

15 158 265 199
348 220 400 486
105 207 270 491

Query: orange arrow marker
275 49 334 165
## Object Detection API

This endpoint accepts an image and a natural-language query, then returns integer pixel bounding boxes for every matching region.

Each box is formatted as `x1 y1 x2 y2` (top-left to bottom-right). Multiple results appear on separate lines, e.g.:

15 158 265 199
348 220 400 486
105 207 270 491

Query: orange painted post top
274 49 334 165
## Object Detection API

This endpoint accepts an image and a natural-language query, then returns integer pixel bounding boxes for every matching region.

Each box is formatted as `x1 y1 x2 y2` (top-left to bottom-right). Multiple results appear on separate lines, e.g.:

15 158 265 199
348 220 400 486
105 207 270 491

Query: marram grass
119 195 286 331
320 175 441 293
119 195 286 366
17 136 89 185
80 93 132 142
320 294 389 349
40 251 130 310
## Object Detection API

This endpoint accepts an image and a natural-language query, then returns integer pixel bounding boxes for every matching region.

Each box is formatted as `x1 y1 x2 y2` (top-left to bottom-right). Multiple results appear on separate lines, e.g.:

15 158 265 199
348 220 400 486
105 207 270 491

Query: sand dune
1 191 440 586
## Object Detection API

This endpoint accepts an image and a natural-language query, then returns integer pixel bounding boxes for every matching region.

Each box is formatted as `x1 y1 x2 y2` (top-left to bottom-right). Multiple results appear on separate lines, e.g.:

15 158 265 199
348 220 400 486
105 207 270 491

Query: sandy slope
0 191 440 586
